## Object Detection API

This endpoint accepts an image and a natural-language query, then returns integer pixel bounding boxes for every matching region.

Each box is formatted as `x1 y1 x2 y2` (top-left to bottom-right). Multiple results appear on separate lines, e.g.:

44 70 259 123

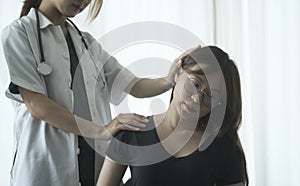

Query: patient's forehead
184 64 225 93
184 63 213 76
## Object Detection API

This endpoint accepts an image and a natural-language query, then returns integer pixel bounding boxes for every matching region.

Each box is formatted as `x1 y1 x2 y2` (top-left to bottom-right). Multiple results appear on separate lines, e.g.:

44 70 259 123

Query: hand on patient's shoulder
117 113 149 130
103 113 148 139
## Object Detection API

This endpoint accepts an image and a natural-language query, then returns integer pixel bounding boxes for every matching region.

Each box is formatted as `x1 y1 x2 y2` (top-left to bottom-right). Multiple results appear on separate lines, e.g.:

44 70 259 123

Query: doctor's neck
38 3 67 27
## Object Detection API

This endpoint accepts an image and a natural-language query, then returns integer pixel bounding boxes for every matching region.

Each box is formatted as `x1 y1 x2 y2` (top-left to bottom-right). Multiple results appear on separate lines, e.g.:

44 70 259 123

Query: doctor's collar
28 8 58 29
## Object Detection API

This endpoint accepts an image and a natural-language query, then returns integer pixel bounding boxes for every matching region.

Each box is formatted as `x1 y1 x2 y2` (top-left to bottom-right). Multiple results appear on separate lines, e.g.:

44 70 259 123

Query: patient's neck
158 102 200 132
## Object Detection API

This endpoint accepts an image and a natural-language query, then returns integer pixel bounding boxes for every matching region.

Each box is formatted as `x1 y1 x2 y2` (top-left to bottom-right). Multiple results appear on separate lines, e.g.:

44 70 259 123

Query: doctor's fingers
117 113 149 123
117 113 149 128
175 46 201 62
119 124 140 131
167 59 183 82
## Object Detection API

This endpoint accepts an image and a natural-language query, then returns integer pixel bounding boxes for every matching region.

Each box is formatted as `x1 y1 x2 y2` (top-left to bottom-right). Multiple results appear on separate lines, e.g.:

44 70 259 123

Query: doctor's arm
97 156 127 186
129 53 183 98
129 77 172 98
18 87 146 140
129 47 200 98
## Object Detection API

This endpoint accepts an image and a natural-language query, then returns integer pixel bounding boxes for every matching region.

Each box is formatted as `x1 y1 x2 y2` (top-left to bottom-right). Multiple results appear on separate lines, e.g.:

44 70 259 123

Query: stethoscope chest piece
37 62 52 76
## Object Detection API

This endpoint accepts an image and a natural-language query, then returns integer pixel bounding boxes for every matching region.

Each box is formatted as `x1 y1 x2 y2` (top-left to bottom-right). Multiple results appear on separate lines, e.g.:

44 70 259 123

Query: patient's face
173 62 224 119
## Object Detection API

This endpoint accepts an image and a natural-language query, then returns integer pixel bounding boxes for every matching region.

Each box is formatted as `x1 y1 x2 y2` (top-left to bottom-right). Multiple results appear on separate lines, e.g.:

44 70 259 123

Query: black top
65 32 95 186
107 116 244 186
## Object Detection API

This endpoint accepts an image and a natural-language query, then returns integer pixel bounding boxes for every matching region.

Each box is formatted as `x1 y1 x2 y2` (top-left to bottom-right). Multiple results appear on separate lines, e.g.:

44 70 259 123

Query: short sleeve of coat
1 21 47 102
216 140 244 185
81 32 138 105
102 51 138 105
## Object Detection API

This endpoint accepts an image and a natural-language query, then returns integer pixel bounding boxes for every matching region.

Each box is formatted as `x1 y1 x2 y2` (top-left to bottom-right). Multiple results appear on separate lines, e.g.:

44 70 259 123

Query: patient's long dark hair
170 46 248 185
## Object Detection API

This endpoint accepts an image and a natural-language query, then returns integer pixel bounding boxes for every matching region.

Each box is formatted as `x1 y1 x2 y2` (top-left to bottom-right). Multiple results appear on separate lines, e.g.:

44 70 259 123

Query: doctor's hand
166 46 202 86
102 113 148 140
165 57 183 87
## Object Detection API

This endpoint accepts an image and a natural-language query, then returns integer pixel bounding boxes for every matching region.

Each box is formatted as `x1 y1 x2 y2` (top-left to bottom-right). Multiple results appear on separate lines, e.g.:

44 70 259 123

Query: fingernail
143 119 149 122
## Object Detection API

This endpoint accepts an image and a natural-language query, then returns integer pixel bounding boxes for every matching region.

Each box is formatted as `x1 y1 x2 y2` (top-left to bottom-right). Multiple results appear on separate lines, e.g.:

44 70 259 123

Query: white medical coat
1 8 136 186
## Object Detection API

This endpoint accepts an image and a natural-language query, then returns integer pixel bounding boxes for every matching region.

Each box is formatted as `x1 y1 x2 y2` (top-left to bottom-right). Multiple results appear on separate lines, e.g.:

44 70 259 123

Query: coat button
63 52 69 59
77 148 80 155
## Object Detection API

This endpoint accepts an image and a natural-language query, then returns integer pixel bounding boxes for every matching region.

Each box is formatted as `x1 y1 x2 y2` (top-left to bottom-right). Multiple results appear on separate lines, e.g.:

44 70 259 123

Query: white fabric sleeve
1 21 47 102
82 32 138 105
101 50 138 106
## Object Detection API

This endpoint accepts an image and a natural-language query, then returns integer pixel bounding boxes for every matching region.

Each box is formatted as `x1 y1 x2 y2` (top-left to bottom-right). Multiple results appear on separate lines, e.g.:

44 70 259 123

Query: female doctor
1 0 181 185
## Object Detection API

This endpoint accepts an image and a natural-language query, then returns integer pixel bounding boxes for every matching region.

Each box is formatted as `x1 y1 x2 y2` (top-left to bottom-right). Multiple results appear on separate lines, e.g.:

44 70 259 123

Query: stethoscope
35 9 105 85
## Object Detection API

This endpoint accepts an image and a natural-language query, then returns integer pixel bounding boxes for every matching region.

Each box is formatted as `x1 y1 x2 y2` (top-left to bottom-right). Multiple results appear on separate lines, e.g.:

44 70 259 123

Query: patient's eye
190 79 201 91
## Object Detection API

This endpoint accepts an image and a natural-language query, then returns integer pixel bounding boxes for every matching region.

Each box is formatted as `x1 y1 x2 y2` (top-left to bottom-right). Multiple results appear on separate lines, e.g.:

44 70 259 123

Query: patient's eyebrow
189 74 222 96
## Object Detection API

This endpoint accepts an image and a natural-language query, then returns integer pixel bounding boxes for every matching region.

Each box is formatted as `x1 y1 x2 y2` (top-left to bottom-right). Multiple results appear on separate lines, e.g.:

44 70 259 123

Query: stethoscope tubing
34 8 105 86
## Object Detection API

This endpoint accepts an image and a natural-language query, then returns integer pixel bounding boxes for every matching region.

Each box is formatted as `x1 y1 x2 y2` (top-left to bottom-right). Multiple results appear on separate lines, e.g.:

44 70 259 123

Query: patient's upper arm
97 156 127 186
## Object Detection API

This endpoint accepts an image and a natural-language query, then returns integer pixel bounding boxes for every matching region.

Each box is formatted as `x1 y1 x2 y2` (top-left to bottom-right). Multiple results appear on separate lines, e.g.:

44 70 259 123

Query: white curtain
214 0 300 185
1 0 299 185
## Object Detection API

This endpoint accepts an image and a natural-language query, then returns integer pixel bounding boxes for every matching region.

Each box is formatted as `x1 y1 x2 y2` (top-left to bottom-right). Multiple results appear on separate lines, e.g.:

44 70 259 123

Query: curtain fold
214 0 300 185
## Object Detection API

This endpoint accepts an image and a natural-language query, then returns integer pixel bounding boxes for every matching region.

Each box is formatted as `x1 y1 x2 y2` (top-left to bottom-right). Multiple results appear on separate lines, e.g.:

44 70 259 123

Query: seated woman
97 46 248 186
